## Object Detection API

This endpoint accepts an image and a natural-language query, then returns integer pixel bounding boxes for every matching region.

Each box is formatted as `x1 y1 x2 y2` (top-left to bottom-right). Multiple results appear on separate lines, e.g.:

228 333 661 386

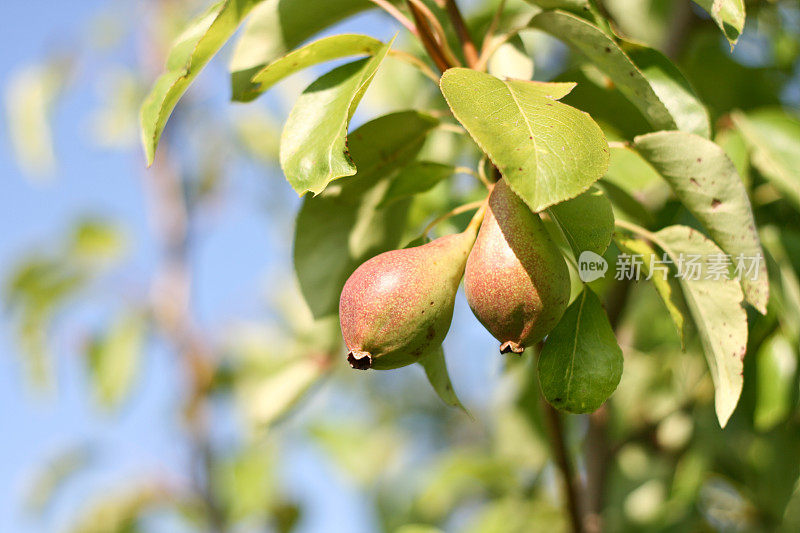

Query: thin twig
369 0 419 36
408 0 462 68
422 200 484 236
479 0 507 62
407 0 451 72
388 49 440 82
455 166 491 189
443 0 480 68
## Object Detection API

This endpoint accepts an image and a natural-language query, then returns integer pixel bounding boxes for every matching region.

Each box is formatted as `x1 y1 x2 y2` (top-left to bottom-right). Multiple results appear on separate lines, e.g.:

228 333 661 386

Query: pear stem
422 199 486 237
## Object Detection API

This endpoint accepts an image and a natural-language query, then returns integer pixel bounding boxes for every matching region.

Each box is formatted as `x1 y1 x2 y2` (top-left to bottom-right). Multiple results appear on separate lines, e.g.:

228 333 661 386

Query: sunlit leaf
440 68 609 211
615 235 686 345
621 41 710 138
280 39 394 196
633 131 768 314
732 108 800 211
23 445 93 515
419 347 469 415
140 0 267 165
245 34 382 100
692 0 746 45
87 312 146 409
229 0 380 101
652 225 748 427
530 11 708 137
4 63 64 178
294 111 438 317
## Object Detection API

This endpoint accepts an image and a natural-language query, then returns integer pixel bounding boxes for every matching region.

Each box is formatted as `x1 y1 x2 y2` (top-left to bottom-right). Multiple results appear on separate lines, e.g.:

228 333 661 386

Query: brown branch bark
406 0 451 72
443 0 479 68
543 401 584 533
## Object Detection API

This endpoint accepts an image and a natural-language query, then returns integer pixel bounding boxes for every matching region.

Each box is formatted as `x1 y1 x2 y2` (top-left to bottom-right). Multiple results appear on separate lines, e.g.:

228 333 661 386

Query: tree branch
369 0 418 36
406 0 451 72
542 401 585 533
443 0 480 68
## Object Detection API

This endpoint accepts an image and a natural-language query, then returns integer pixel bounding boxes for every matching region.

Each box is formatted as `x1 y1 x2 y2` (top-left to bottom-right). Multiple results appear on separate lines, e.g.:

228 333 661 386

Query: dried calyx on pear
339 207 484 370
464 178 570 354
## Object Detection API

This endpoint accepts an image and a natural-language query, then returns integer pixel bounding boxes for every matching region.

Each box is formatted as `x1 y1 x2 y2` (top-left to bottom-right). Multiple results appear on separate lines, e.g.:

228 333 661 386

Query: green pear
465 178 570 354
339 215 482 370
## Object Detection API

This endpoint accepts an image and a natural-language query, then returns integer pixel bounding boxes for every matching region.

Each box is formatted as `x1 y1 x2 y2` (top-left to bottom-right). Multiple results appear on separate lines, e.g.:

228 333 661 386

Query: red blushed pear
339 206 485 370
465 178 570 354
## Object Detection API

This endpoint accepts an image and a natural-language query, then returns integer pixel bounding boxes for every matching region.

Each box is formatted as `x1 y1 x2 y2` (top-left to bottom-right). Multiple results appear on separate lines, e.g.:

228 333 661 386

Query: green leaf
238 356 326 427
633 131 768 314
380 161 455 206
247 34 383 100
294 111 439 317
547 186 614 257
530 11 693 134
440 68 609 211
754 333 796 431
280 39 394 196
652 225 747 427
140 0 266 165
692 0 746 45
538 287 623 413
214 445 276 521
229 0 378 102
524 0 589 10
87 313 146 408
419 347 470 415
732 109 800 211
615 235 686 345
620 41 710 138
24 445 93 515
487 36 534 80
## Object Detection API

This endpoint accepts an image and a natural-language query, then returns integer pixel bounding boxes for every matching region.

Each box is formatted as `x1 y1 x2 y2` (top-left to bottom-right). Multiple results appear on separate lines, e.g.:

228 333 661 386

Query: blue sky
0 1 503 531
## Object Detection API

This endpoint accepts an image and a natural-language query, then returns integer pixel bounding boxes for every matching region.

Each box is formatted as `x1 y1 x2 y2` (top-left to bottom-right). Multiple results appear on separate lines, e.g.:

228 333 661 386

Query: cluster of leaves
6 0 800 531
141 0 770 429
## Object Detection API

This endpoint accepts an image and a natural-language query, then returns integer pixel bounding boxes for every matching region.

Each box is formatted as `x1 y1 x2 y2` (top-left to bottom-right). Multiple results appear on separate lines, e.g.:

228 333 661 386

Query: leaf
140 0 266 165
24 445 93 515
547 186 614 257
754 334 796 431
440 68 609 211
615 235 686 345
538 287 623 413
229 0 378 102
4 63 64 178
633 130 768 314
487 36 534 80
294 111 439 317
280 39 394 196
214 445 276 521
419 347 470 415
247 34 383 99
620 41 710 138
239 356 325 427
652 225 747 427
524 0 589 10
732 109 800 211
380 161 454 206
692 0 746 45
529 11 709 136
87 313 146 408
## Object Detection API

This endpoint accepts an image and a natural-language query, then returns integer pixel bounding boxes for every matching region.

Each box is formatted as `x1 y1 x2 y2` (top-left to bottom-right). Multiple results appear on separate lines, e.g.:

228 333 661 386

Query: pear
465 178 570 354
339 213 483 370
